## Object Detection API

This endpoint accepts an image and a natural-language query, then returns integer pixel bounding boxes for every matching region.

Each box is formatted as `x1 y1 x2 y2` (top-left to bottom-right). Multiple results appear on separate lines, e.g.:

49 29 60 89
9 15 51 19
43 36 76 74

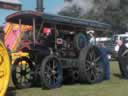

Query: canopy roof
0 1 21 11
6 11 111 30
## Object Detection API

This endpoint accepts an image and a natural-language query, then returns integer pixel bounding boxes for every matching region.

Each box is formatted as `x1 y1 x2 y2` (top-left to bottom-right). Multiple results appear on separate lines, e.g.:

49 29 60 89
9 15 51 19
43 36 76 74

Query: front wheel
40 55 63 89
12 57 33 89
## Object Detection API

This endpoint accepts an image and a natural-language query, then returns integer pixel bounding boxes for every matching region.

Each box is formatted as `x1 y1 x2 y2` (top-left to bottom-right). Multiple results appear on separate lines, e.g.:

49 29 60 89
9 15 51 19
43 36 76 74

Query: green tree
59 0 128 33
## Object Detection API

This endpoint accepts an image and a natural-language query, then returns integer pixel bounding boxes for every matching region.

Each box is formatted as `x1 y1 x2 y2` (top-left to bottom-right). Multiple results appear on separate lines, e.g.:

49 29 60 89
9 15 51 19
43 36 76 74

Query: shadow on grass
5 87 16 96
113 73 122 78
113 73 128 80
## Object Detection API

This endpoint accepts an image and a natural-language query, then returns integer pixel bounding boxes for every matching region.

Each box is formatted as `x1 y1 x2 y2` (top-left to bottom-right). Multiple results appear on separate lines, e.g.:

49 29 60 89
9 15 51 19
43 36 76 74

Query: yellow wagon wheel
0 41 10 96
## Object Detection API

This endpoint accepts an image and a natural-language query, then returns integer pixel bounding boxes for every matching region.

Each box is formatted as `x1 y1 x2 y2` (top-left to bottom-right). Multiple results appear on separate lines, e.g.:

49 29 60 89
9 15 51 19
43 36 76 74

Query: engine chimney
36 0 44 12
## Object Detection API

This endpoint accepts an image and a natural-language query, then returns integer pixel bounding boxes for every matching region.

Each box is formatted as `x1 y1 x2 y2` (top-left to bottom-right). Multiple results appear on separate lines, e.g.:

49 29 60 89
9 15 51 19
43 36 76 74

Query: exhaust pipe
36 0 44 12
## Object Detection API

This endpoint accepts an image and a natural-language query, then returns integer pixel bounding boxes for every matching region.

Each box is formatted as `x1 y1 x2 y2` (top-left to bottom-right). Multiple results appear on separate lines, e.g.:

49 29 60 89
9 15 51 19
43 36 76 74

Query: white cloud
0 0 21 4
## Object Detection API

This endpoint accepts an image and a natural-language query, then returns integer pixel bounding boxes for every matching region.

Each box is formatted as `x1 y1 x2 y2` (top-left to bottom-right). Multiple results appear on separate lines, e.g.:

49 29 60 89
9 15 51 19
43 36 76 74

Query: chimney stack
36 0 44 12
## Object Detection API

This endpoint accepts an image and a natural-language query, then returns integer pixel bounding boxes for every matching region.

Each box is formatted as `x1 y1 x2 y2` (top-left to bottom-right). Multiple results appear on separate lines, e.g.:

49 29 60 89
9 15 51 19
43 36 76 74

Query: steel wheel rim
0 41 10 96
15 59 32 87
85 47 102 82
44 58 61 87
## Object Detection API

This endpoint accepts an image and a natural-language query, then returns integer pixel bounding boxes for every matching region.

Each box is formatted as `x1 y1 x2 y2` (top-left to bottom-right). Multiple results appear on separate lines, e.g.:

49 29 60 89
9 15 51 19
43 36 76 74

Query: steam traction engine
6 10 111 89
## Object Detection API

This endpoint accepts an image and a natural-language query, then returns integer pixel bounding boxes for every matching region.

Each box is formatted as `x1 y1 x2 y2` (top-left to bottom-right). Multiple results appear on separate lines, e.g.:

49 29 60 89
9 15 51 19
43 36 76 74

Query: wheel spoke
86 60 91 64
46 65 52 73
90 70 97 81
45 72 52 79
52 60 57 69
92 48 96 60
85 64 92 71
16 66 21 72
19 62 23 71
24 75 31 82
17 74 24 84
17 75 22 81
25 66 31 74
45 71 52 85
25 63 29 70
26 71 31 74
16 71 21 74
86 67 91 71
89 50 93 60
23 64 26 70
19 75 23 83
52 60 55 69
95 56 101 63
26 68 31 73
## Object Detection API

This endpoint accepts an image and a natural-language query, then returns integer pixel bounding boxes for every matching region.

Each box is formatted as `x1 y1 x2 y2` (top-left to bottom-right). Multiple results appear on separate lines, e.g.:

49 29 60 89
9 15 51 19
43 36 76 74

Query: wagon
6 10 111 89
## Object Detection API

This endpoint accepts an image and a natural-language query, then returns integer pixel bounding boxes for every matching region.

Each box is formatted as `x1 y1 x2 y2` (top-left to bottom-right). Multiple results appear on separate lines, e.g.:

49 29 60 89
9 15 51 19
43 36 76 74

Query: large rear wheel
79 45 104 83
0 41 10 96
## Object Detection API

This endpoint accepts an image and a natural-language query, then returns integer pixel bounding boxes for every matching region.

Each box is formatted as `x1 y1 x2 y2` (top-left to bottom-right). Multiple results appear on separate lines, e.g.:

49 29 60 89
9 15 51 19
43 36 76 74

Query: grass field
6 61 128 96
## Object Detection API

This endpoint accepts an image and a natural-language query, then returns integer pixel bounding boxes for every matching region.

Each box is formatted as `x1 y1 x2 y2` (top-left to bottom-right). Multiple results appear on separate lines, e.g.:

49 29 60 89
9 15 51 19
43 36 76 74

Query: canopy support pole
19 19 21 33
54 25 58 49
16 19 22 50
33 18 36 45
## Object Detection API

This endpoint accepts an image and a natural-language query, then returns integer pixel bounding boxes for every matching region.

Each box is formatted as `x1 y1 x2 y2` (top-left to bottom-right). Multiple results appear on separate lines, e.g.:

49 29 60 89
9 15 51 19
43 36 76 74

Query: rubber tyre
40 55 63 89
12 57 33 89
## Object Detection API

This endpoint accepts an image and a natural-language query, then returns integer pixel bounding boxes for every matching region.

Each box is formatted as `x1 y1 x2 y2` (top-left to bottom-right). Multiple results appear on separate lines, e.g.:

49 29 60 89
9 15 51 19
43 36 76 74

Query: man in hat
87 30 96 45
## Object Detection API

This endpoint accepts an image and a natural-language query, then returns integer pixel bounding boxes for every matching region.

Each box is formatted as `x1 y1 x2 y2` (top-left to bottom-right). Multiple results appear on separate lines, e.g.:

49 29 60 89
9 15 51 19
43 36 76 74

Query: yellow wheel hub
0 41 10 96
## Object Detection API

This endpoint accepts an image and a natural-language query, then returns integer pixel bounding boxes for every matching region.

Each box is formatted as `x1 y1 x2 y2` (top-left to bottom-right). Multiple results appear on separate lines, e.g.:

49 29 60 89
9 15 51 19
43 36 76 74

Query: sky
0 0 64 25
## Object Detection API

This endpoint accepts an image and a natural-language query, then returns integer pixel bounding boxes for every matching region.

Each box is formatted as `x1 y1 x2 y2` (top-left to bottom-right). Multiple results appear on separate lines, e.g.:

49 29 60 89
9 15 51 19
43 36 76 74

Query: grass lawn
6 61 128 96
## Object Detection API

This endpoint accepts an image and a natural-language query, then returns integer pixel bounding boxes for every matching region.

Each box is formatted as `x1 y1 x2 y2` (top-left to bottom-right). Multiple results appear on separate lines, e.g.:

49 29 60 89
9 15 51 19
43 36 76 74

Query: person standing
117 40 127 56
87 30 96 45
99 43 110 80
117 40 128 78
